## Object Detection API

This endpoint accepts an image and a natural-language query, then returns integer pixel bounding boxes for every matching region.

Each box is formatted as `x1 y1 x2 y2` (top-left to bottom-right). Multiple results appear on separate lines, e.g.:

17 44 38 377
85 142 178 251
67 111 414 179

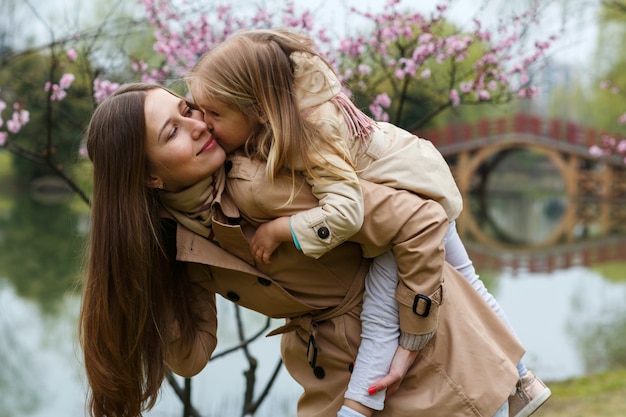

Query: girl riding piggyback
186 28 462 263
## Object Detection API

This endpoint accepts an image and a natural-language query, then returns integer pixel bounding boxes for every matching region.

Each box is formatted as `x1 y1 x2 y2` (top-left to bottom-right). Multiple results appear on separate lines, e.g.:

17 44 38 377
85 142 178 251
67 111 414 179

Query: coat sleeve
165 262 218 378
290 52 366 258
351 180 449 339
288 150 364 259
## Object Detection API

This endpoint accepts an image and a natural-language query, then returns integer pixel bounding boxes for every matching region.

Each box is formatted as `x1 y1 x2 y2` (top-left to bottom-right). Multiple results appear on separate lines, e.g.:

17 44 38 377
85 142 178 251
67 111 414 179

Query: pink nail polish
368 387 377 395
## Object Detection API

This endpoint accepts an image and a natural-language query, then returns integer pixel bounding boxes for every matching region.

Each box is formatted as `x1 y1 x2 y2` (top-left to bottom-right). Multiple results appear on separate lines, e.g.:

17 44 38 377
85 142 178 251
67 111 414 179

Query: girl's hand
250 217 291 264
367 346 418 398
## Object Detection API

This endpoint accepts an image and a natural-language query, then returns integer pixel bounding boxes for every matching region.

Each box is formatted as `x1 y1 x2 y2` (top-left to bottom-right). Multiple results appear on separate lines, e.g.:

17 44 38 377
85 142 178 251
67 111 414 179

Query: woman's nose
189 117 208 139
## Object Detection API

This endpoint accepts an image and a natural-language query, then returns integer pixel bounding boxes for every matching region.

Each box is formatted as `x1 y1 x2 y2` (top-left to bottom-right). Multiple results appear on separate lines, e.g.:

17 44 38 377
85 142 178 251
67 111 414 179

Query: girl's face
144 88 226 192
196 96 260 153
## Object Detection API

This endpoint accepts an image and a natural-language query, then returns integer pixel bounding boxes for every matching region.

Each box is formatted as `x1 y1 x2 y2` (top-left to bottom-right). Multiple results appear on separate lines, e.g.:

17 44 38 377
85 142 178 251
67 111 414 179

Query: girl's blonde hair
185 28 356 189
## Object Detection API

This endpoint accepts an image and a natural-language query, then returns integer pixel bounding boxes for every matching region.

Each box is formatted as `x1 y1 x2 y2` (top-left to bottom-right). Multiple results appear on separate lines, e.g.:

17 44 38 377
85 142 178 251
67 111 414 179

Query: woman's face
196 95 259 153
145 88 226 192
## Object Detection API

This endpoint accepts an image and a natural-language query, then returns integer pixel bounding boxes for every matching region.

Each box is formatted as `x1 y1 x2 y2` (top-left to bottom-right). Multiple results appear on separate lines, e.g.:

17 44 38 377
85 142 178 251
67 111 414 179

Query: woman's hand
367 346 419 398
250 216 291 264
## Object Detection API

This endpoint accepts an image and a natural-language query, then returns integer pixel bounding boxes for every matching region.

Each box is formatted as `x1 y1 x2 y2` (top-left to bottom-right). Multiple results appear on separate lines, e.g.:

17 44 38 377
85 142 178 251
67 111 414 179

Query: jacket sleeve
351 180 449 339
165 262 218 378
288 151 364 259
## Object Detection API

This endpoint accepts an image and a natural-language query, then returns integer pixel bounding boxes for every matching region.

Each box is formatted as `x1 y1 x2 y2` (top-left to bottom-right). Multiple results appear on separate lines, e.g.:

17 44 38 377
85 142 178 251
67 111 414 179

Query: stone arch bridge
416 114 626 272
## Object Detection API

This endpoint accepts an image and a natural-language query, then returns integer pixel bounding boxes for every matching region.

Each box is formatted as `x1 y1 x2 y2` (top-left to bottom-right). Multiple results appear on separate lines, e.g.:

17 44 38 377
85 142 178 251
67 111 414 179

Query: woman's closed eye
167 125 178 140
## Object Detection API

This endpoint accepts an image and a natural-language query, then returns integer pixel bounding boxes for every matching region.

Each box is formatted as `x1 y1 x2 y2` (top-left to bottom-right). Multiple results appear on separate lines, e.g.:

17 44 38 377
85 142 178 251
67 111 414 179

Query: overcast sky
10 0 600 72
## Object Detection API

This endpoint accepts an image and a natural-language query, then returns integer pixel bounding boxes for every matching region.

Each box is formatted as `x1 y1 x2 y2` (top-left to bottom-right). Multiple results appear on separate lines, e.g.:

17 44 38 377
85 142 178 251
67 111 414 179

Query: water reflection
471 149 568 246
0 283 43 417
0 282 84 417
1 170 626 416
493 266 626 382
568 284 626 374
0 193 86 314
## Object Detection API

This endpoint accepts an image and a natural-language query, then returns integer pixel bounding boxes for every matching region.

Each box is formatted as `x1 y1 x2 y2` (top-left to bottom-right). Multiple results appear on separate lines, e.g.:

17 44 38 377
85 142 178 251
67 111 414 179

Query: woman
79 83 523 417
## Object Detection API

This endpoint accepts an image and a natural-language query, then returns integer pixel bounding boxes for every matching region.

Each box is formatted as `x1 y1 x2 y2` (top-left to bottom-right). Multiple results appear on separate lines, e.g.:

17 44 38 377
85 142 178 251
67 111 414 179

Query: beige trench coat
165 160 524 417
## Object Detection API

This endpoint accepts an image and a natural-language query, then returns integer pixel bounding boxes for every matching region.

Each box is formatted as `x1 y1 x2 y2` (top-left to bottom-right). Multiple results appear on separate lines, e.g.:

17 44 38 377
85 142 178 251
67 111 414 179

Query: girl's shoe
508 371 552 417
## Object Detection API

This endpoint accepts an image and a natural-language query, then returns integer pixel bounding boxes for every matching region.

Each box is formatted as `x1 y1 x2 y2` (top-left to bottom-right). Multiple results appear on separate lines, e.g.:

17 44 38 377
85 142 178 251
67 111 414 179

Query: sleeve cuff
290 216 301 250
399 330 435 351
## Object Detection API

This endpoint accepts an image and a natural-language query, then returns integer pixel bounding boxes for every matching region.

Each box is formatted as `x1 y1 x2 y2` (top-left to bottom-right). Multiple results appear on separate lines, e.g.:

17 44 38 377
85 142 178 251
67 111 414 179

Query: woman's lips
197 136 216 155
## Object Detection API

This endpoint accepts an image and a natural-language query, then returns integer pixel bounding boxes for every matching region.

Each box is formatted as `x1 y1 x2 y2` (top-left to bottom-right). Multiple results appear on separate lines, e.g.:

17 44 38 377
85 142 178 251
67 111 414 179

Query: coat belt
266 260 369 337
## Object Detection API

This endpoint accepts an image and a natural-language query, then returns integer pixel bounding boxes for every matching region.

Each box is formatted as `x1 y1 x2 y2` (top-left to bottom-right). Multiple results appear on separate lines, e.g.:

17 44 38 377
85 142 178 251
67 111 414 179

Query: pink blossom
601 134 616 147
18 110 29 124
477 90 490 100
375 93 391 107
59 73 75 89
93 78 121 103
7 109 29 133
358 65 371 75
370 93 391 121
132 60 149 72
589 145 605 157
421 69 431 78
67 48 78 62
450 89 460 107
460 82 473 93
618 113 626 124
0 132 7 146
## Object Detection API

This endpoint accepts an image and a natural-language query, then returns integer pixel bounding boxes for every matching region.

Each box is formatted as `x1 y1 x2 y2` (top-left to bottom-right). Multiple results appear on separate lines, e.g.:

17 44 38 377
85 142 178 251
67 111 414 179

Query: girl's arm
240 150 365 263
249 216 291 264
287 152 365 259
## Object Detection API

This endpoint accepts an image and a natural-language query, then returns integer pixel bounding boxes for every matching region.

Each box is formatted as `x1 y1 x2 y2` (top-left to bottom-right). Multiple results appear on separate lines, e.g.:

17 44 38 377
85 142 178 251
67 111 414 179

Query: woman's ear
147 176 163 190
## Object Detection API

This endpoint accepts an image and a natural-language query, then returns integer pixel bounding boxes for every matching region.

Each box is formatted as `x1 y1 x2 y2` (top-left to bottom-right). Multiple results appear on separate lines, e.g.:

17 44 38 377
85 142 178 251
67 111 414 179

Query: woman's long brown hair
79 83 195 417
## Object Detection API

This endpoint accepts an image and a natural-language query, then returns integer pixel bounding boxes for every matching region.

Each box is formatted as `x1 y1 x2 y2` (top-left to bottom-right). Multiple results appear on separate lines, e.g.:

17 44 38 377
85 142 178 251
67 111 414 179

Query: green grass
539 369 626 417
591 261 626 283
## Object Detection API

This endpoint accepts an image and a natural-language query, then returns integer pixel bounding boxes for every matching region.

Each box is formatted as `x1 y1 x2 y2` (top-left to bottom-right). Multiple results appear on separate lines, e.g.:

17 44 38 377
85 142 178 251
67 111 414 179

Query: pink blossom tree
134 0 553 130
587 0 626 164
588 81 626 164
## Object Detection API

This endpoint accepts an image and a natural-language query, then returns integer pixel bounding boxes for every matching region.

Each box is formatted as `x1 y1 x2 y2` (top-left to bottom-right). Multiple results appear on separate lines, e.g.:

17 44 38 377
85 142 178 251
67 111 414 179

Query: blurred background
1 0 625 416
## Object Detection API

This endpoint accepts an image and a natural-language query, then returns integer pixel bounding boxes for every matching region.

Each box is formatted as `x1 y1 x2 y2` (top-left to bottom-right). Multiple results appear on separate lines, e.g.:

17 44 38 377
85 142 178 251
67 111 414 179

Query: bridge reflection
417 114 626 274
465 236 626 275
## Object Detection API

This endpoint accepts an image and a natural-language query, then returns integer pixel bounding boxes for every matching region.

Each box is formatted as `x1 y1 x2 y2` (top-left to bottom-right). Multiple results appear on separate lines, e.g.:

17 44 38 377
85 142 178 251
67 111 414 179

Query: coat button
258 277 271 286
226 291 240 302
313 366 325 379
317 226 330 239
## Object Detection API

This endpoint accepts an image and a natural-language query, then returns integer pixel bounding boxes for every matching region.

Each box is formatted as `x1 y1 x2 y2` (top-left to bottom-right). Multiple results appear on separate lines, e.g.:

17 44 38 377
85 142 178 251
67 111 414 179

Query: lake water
1 178 625 416
2 254 625 416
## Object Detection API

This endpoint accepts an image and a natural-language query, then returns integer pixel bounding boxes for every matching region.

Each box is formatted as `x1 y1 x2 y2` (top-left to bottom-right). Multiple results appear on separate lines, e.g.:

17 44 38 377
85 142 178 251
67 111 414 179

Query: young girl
184 29 550 417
